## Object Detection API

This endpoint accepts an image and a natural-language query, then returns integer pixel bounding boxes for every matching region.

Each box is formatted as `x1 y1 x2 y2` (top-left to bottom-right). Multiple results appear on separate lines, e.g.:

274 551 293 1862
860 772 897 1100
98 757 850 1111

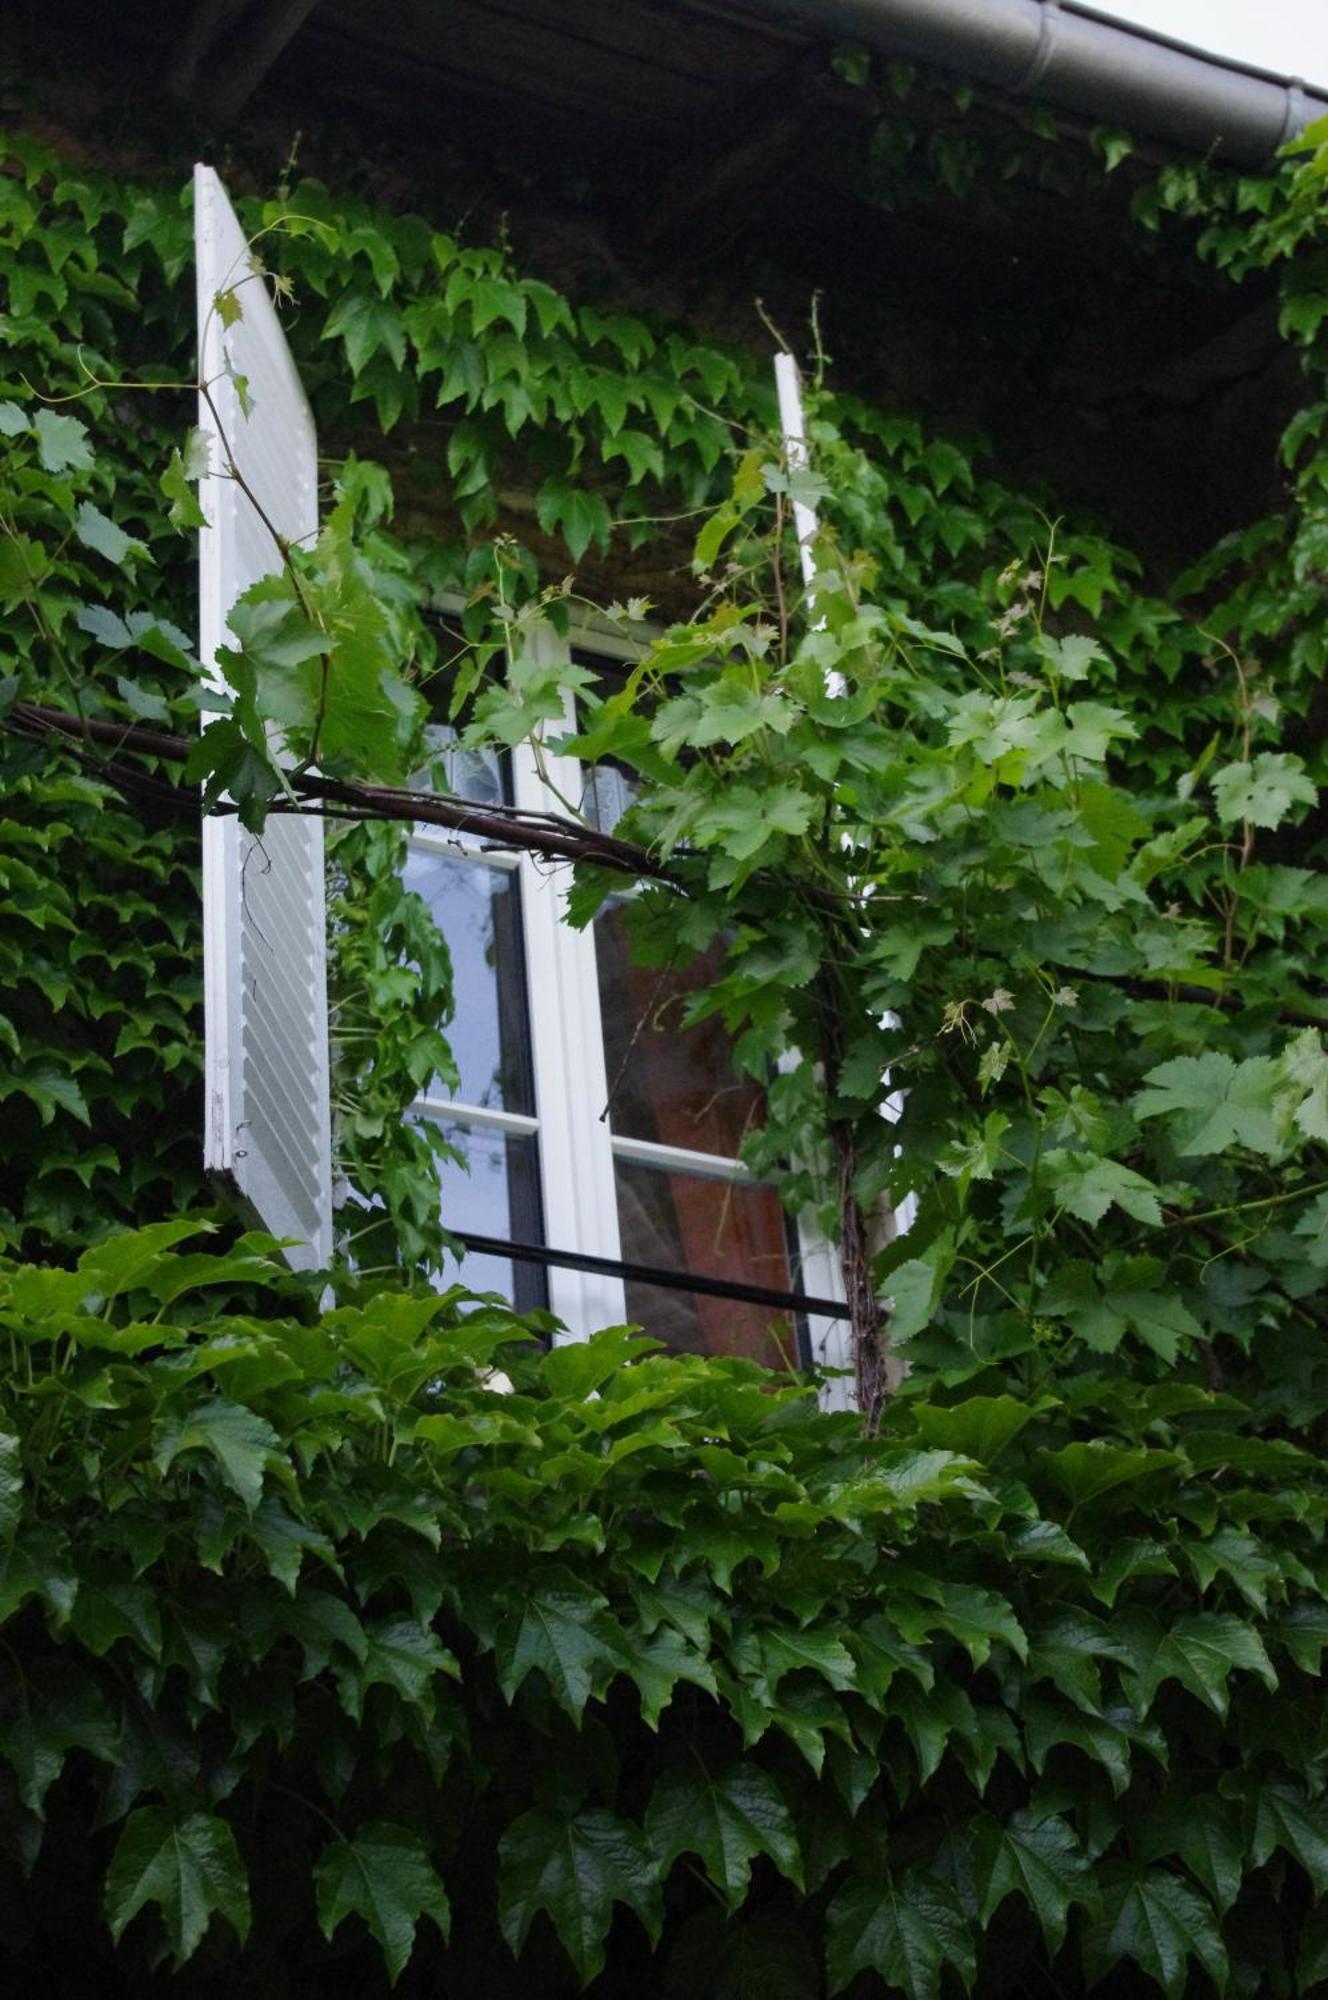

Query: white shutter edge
195 162 334 1272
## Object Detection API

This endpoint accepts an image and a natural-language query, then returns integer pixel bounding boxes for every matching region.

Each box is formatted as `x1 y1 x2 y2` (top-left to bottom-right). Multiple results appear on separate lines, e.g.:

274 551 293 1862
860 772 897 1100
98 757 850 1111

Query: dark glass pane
403 852 534 1113
614 1156 801 1368
595 903 764 1156
431 1121 547 1314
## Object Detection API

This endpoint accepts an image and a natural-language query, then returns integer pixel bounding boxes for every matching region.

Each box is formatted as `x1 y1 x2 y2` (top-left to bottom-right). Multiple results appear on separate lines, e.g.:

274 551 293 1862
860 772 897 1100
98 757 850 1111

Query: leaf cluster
1 1223 1326 1995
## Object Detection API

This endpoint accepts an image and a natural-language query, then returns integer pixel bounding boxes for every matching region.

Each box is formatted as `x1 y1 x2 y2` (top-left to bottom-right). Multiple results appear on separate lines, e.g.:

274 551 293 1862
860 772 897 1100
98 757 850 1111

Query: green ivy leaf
0 1434 21 1543
314 1823 450 1984
68 1573 163 1659
1139 1796 1245 1914
825 1869 975 1999
324 291 407 375
498 1807 663 1984
154 1397 281 1513
1082 1866 1227 1999
911 1394 1043 1463
646 1761 803 1907
1250 1783 1328 1896
972 1809 1093 1954
534 479 612 563
1121 1610 1277 1718
105 1807 251 1966
1038 1442 1180 1510
494 1571 617 1721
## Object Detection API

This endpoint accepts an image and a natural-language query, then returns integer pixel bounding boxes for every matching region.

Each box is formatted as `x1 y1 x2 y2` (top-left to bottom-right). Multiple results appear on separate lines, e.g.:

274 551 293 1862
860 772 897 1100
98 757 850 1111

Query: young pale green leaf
1042 1150 1162 1227
32 408 93 473
105 1808 251 1965
825 1869 975 1999
314 1823 450 1985
1211 752 1316 829
73 502 146 568
646 1761 803 1906
498 1807 663 1985
1133 1051 1291 1157
161 436 209 530
884 1244 954 1344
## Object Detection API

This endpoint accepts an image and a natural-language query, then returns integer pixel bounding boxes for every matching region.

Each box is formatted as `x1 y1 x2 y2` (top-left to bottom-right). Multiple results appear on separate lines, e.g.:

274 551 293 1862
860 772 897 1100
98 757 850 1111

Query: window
408 617 849 1376
194 164 849 1385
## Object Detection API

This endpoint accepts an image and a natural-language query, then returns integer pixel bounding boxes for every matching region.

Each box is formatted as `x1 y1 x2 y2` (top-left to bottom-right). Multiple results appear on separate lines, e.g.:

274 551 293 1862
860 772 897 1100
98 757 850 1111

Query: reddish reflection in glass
595 905 765 1158
614 1157 801 1370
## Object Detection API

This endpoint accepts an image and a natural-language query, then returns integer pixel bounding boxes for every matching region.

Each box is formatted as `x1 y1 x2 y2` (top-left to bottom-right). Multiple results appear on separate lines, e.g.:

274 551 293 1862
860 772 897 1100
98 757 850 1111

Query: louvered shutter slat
194 163 333 1269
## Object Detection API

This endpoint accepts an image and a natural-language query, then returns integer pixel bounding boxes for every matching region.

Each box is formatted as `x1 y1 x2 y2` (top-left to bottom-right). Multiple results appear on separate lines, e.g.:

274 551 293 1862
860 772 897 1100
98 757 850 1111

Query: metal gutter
741 0 1328 163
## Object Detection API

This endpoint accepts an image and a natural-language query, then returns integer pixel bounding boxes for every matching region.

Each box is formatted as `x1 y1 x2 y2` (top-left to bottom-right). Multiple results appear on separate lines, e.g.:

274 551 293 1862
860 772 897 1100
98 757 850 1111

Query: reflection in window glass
614 1156 801 1368
428 1121 547 1314
411 724 509 809
595 904 764 1157
581 762 637 835
403 854 534 1113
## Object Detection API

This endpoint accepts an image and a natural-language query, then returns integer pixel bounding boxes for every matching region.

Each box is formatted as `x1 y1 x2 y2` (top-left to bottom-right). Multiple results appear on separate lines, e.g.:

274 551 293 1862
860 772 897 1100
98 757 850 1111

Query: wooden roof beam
165 0 324 120
636 48 864 256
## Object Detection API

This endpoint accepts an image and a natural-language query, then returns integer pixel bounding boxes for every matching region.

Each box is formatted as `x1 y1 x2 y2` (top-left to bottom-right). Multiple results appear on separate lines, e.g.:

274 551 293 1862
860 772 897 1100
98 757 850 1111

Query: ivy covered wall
2 41 1328 2000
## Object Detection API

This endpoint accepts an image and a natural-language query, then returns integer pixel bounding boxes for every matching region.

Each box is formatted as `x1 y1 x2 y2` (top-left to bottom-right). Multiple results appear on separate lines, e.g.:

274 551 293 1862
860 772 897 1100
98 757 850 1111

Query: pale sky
1086 0 1328 92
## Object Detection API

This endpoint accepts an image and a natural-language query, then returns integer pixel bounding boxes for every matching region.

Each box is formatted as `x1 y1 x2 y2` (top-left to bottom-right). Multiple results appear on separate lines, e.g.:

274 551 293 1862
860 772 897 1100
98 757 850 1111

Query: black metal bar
452 1230 851 1320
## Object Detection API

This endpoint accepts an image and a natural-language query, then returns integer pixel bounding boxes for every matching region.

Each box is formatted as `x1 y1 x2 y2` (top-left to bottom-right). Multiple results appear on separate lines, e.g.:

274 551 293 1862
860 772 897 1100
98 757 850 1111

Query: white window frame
408 606 851 1395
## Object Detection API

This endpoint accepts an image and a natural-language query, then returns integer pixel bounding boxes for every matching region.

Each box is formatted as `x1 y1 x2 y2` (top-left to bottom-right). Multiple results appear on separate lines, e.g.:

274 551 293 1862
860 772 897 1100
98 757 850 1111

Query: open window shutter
194 163 333 1269
773 351 819 591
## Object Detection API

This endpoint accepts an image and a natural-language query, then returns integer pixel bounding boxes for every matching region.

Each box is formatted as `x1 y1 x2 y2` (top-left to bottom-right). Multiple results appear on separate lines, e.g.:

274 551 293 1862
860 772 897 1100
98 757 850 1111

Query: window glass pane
411 723 510 809
595 903 764 1156
430 1121 548 1314
403 852 535 1113
614 1156 801 1369
581 761 637 835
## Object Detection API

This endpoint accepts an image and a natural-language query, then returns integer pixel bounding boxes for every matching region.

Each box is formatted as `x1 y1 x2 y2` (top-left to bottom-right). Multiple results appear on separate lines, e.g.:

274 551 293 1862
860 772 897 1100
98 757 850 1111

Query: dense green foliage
1 1221 1326 1996
2 102 1328 1997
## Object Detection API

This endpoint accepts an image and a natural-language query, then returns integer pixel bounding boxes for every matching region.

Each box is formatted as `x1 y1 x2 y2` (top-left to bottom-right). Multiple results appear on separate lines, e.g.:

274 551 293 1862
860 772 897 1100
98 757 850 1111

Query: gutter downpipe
745 0 1328 164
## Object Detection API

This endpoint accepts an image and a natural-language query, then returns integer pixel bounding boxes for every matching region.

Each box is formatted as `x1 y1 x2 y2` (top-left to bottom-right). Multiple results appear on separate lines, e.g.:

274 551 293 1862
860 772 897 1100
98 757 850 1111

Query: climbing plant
1 99 1328 1995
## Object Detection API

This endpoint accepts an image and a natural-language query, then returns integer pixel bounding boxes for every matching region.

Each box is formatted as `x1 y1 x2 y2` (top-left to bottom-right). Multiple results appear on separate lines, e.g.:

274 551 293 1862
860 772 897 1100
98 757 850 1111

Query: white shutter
194 163 333 1269
773 351 819 592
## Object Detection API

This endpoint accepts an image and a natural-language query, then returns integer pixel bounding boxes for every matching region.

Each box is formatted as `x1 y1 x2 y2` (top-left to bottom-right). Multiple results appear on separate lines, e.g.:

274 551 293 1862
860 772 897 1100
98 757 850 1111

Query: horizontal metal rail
452 1230 851 1320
